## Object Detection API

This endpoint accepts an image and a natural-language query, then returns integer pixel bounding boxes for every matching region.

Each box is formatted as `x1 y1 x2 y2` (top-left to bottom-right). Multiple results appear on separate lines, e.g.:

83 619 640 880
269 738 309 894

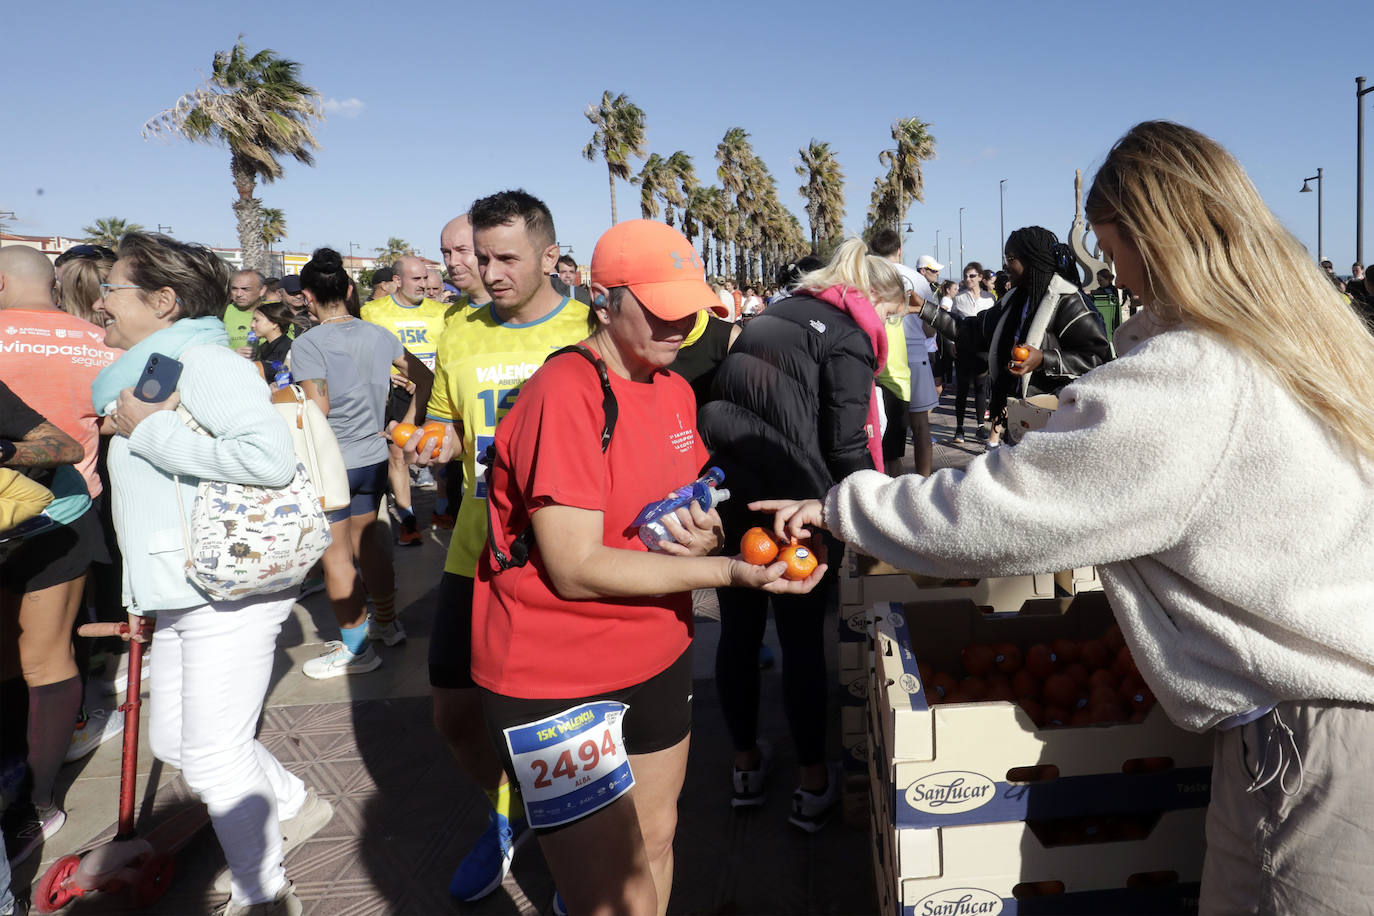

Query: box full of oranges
868 596 1212 832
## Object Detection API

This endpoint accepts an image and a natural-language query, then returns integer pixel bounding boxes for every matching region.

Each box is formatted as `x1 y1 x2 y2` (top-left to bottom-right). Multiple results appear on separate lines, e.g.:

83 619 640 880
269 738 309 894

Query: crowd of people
2 118 1373 916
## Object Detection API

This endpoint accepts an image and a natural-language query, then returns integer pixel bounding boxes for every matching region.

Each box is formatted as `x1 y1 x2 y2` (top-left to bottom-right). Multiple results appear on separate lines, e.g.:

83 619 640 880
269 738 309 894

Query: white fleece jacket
825 327 1374 731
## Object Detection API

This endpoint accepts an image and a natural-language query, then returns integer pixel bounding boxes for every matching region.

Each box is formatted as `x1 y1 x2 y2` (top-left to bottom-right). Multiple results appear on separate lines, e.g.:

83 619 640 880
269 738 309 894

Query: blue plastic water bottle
245 330 257 351
632 467 729 551
271 361 292 390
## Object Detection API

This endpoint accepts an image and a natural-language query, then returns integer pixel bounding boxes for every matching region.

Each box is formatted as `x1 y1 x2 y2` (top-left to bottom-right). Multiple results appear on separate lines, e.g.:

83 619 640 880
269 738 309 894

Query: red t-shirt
473 348 709 698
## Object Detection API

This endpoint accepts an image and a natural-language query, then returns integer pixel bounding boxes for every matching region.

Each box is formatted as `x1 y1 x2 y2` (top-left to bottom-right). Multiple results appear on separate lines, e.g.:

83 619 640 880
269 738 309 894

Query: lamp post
1357 76 1373 264
156 224 173 235
958 207 965 273
999 179 1007 260
935 229 941 267
1300 168 1324 262
946 239 953 282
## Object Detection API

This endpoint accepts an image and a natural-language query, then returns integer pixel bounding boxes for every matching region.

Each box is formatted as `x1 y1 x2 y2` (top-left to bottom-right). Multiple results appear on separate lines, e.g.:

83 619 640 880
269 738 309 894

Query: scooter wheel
132 852 175 906
34 854 84 913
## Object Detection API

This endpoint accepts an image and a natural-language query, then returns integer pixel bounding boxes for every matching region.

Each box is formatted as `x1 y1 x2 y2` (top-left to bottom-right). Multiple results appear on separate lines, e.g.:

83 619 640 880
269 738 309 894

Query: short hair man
553 254 591 304
280 274 309 325
226 269 265 354
361 254 449 546
368 266 397 300
407 189 593 903
869 228 939 475
439 213 492 317
425 268 446 302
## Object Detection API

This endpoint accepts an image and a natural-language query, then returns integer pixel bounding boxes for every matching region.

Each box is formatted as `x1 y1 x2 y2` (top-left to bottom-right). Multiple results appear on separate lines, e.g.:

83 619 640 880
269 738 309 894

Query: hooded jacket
923 274 1111 396
698 290 880 536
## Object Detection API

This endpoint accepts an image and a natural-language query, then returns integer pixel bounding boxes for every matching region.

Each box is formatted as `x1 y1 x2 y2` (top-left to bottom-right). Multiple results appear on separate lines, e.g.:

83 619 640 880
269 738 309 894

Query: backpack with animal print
172 408 332 601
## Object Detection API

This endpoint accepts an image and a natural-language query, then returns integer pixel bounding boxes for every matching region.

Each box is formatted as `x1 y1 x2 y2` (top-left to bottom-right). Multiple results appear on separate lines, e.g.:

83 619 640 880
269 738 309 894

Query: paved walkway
20 390 982 915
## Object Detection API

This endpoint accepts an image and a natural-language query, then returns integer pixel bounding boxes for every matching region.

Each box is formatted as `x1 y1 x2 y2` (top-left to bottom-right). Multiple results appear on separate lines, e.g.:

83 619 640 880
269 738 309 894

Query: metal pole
935 229 940 264
1317 167 1324 262
1358 76 1370 265
947 239 953 281
999 180 1007 261
958 207 965 273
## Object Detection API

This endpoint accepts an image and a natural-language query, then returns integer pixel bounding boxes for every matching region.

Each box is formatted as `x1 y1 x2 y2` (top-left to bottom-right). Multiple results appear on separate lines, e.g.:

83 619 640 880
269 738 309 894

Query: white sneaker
215 789 335 896
366 614 407 646
731 738 773 808
301 642 381 680
65 707 126 763
787 763 841 833
217 882 303 916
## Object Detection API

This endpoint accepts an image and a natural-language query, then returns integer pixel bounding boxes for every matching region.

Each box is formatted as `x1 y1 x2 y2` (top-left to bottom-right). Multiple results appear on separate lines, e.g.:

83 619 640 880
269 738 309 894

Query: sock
484 779 525 823
398 506 415 522
371 592 397 627
27 676 82 809
339 622 368 656
434 497 449 515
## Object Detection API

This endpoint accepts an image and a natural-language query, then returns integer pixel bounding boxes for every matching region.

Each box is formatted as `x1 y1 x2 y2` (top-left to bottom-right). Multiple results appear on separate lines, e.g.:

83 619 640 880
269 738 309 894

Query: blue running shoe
449 809 530 901
552 890 568 915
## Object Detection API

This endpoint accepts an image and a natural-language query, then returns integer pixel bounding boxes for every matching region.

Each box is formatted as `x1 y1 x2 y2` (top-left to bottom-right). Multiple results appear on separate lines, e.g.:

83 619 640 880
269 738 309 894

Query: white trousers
148 595 305 905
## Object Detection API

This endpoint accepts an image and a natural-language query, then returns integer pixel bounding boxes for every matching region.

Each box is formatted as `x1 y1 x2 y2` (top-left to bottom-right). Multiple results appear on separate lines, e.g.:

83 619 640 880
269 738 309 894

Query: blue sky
3 0 1370 275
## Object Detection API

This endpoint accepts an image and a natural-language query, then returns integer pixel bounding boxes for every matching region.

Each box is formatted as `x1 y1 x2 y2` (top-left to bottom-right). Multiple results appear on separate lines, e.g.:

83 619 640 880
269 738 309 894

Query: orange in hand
1012 344 1030 362
390 422 419 447
740 527 780 565
777 541 819 580
417 420 445 458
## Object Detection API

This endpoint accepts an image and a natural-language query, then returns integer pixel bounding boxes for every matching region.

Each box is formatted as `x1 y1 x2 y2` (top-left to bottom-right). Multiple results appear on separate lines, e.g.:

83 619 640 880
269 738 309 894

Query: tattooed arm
298 378 330 418
3 420 83 468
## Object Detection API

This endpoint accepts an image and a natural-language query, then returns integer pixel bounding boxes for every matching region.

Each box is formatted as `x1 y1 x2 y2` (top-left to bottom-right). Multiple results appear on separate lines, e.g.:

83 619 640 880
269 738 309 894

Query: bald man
360 255 449 548
425 268 447 303
226 269 265 354
0 246 57 306
438 214 491 318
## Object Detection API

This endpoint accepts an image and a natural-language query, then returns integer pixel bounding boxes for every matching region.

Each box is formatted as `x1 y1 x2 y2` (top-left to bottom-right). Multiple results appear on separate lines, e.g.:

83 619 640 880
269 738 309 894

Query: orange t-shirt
0 308 120 498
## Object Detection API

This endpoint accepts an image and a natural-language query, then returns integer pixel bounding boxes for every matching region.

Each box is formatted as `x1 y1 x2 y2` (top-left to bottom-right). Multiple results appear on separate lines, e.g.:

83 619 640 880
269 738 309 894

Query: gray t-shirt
289 319 402 469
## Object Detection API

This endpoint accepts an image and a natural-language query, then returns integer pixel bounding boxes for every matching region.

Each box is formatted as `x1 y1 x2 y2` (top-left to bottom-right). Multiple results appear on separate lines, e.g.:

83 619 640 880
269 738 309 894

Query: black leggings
713 541 844 767
954 367 989 434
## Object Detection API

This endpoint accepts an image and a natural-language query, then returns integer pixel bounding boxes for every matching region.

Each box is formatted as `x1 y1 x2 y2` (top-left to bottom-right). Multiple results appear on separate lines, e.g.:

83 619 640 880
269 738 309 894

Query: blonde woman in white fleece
755 121 1374 915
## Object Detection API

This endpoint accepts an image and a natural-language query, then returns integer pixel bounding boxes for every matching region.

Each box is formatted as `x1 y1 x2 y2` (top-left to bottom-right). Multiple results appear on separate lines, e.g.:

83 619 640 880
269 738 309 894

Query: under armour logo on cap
669 250 703 272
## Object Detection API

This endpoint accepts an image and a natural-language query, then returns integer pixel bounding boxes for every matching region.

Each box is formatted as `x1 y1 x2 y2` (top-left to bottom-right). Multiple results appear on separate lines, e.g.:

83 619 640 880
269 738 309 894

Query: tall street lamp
1300 168 1324 262
958 207 965 272
935 229 941 265
1357 76 1373 264
156 224 174 235
946 239 953 282
999 180 1007 260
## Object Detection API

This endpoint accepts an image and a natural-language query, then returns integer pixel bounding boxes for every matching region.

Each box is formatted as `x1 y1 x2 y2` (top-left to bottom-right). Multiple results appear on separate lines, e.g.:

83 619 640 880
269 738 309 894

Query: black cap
280 274 302 294
372 266 395 284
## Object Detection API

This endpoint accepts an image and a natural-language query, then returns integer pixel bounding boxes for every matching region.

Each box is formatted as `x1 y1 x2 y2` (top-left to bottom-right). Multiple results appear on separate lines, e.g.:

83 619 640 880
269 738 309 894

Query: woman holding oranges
758 121 1374 914
698 238 905 832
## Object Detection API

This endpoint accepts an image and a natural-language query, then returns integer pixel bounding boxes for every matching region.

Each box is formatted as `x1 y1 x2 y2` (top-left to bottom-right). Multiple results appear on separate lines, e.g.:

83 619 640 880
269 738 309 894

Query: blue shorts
326 461 388 524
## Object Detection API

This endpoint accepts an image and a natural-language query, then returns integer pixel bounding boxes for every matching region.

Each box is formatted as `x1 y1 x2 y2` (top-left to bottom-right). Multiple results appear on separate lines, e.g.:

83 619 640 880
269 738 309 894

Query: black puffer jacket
698 293 877 536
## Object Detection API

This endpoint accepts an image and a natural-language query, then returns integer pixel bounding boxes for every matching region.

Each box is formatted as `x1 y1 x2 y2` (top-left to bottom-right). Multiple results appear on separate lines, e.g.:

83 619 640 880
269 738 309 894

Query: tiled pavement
22 395 982 915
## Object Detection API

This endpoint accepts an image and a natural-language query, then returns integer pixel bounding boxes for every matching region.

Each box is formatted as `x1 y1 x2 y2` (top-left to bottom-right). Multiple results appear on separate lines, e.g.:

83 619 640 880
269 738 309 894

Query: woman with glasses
0 245 117 865
91 233 331 915
950 262 996 443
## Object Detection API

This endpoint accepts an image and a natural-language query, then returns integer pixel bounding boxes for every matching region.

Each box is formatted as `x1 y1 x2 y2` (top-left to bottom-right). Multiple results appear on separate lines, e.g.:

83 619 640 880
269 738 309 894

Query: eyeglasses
99 283 142 297
964 273 980 279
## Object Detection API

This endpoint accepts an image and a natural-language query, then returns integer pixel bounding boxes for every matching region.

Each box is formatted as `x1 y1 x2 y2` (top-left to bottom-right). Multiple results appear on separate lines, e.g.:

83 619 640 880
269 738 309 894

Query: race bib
504 701 634 829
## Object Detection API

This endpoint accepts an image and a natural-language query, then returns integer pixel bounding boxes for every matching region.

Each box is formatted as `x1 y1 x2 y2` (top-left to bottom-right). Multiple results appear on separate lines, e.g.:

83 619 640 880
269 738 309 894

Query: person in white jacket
755 120 1374 915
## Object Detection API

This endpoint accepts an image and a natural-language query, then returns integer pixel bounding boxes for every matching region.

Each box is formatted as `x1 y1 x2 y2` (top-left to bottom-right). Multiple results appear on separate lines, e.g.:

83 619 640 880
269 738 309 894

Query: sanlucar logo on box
913 887 1003 915
904 770 996 814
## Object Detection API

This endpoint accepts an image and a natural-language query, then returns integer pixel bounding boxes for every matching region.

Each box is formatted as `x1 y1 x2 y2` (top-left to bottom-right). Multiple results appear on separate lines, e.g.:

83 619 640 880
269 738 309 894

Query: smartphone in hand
133 353 183 403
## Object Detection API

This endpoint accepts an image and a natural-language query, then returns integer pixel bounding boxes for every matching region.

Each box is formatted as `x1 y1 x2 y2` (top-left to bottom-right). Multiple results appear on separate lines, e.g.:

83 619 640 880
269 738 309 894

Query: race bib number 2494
504 701 634 829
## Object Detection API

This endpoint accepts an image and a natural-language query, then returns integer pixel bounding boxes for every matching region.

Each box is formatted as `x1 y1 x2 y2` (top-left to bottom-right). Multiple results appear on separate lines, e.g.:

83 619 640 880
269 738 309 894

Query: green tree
874 116 937 232
716 128 761 284
582 91 647 225
375 237 414 264
143 37 323 273
684 185 726 275
796 140 846 254
81 217 145 248
259 207 287 247
635 153 669 220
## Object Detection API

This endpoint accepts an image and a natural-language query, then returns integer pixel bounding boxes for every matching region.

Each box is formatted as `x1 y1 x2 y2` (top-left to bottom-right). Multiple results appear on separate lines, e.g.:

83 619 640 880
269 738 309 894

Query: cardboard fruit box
869 599 1213 830
851 554 1065 615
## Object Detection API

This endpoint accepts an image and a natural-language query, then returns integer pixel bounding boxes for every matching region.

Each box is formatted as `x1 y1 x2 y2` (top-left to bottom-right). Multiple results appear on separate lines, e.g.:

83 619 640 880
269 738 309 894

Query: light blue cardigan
107 343 295 613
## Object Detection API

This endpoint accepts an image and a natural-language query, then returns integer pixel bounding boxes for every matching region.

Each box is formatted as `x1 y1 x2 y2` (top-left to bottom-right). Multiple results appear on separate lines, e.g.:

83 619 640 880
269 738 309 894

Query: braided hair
1005 226 1081 317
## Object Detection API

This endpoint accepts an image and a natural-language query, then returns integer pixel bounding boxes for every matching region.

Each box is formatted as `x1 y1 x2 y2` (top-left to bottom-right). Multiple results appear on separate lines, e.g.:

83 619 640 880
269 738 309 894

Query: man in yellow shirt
407 190 592 903
361 255 448 546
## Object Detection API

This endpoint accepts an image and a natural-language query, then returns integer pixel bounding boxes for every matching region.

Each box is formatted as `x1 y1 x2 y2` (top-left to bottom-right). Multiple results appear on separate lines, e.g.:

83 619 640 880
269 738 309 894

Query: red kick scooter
34 618 209 912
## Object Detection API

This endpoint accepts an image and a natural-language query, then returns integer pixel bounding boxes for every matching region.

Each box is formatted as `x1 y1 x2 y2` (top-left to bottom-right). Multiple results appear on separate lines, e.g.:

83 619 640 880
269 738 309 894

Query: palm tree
582 91 647 225
877 116 937 231
635 153 669 220
717 128 762 284
260 208 287 247
796 140 846 254
685 185 725 274
376 237 414 264
143 37 323 273
662 151 696 229
81 217 144 248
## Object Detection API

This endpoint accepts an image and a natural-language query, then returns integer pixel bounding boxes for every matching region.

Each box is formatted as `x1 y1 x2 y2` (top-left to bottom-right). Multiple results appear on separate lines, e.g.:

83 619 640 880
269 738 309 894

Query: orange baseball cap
590 220 729 320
